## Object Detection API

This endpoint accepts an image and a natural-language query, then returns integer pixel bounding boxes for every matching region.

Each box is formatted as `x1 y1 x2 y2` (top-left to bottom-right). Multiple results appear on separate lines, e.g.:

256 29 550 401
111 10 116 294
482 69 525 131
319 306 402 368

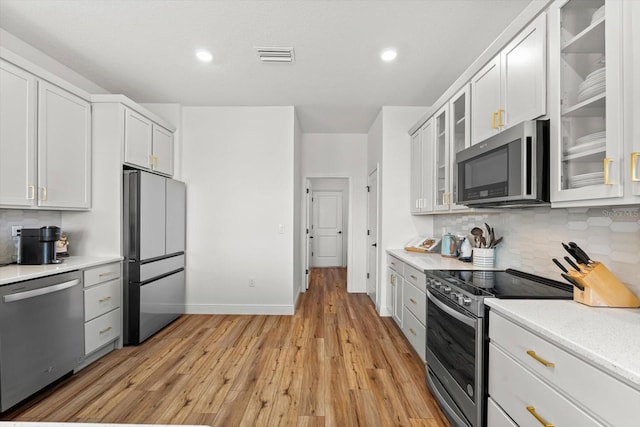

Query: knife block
569 262 640 308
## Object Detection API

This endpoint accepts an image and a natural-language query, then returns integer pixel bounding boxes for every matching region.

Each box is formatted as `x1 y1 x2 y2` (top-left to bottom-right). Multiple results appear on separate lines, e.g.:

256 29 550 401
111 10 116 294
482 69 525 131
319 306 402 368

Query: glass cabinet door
550 0 623 204
434 105 449 211
449 84 471 210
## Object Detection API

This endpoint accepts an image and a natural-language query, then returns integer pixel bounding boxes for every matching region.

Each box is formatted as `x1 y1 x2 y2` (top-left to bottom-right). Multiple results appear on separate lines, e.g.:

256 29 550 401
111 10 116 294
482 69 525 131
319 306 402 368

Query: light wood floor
2 267 451 427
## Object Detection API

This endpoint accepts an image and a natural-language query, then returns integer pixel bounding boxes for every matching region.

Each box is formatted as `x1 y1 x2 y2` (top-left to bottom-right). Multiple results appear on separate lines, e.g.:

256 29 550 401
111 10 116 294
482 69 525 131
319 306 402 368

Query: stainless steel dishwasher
0 270 83 412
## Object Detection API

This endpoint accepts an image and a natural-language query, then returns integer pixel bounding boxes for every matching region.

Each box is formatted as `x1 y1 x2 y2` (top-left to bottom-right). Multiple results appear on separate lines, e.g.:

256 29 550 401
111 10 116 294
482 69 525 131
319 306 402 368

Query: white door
311 191 343 267
367 169 378 305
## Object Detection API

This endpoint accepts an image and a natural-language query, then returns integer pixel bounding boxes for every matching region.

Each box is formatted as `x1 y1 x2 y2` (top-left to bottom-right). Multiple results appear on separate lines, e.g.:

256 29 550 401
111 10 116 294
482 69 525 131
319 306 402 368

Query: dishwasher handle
3 279 81 303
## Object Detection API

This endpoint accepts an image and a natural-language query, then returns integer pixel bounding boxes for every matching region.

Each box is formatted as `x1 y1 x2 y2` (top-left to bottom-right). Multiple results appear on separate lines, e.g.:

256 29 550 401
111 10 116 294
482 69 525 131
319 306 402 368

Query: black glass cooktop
430 268 573 299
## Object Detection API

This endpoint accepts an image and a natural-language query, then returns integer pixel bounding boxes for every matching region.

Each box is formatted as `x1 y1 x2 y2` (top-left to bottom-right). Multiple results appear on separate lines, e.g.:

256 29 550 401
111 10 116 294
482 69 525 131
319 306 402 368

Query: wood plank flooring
2 268 451 427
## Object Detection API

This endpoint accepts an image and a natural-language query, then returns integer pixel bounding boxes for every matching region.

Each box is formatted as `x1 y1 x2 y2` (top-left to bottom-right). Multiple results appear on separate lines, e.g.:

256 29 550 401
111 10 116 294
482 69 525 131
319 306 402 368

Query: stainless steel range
424 269 573 427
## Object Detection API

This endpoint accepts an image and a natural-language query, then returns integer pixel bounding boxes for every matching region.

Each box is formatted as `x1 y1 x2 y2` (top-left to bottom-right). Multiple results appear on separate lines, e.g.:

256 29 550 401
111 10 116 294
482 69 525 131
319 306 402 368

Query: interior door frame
302 175 352 292
366 166 379 309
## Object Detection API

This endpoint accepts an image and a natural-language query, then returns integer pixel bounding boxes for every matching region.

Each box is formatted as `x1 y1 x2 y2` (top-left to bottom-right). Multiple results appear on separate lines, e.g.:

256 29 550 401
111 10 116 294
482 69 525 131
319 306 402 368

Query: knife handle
561 273 585 291
564 256 582 272
552 258 568 273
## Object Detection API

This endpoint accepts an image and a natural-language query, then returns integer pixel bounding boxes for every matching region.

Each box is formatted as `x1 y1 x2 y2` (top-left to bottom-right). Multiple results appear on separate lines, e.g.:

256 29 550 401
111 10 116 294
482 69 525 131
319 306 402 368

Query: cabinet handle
410 275 417 280
491 111 498 129
604 158 614 185
98 296 113 303
631 152 640 182
40 187 47 201
442 192 447 206
526 350 555 368
99 326 113 334
98 272 113 278
526 406 554 427
409 328 416 336
497 109 504 127
149 155 155 167
27 185 35 200
155 156 159 167
409 298 417 305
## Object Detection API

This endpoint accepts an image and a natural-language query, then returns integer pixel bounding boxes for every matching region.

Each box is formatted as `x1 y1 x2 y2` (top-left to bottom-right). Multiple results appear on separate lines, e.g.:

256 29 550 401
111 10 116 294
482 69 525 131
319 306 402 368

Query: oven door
426 290 483 427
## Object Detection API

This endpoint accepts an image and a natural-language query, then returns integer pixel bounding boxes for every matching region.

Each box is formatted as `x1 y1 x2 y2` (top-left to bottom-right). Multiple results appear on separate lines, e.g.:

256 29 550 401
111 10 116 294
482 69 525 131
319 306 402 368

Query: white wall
301 133 368 293
182 106 296 314
367 107 433 316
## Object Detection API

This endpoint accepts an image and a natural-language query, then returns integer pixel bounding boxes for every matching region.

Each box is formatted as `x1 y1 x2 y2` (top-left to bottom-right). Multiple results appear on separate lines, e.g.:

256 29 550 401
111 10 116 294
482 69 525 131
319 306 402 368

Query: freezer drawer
139 270 185 343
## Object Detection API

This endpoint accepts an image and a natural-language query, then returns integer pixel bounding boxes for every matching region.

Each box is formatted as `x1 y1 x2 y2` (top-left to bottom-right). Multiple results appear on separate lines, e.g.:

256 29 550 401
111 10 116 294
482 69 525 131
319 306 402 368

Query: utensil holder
569 262 640 308
473 248 495 268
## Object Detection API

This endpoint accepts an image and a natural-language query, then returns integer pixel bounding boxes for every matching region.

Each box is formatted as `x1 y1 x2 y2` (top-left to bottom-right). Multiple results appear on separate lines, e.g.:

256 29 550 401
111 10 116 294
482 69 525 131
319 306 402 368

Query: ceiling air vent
255 47 294 63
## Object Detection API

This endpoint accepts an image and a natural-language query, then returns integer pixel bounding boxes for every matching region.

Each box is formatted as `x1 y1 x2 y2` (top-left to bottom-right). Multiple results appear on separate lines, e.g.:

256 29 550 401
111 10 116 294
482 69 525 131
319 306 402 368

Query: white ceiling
0 0 531 133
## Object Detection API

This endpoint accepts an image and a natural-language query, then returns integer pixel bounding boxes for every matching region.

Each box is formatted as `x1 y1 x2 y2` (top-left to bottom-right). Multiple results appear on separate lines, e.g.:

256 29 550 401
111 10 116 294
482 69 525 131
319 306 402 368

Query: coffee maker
17 226 62 265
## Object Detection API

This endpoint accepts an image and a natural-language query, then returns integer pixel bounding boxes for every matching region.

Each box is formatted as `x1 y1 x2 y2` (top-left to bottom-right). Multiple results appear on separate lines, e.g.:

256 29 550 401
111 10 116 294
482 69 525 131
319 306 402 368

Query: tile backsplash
0 209 61 264
434 205 640 296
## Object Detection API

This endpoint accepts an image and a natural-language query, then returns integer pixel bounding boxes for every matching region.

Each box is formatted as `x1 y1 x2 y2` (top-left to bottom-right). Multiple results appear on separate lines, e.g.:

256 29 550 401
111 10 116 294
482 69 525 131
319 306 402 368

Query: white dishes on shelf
591 5 605 24
577 67 606 102
569 171 604 188
565 131 606 155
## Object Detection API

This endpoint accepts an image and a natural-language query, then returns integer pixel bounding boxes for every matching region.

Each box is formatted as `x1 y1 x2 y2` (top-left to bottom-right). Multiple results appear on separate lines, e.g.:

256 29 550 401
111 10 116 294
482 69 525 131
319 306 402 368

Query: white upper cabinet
0 59 36 207
549 0 634 206
434 104 450 211
472 13 547 145
37 81 91 209
626 0 640 199
124 108 153 169
152 125 174 176
124 107 174 176
0 57 91 210
445 85 471 211
410 119 434 214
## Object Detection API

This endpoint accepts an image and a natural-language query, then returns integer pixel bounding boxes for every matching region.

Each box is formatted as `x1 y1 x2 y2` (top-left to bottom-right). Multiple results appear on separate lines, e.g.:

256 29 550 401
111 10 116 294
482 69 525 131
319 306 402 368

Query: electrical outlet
11 226 22 237
248 277 256 287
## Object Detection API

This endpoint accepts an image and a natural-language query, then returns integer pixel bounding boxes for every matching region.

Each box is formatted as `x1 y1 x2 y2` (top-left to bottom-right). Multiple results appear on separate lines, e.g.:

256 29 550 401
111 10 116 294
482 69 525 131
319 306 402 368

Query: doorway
304 178 349 287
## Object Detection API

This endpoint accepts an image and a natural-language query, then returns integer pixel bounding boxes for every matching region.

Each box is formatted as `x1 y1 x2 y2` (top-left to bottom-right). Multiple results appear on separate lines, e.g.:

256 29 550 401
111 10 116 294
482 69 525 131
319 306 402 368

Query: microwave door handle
427 291 475 328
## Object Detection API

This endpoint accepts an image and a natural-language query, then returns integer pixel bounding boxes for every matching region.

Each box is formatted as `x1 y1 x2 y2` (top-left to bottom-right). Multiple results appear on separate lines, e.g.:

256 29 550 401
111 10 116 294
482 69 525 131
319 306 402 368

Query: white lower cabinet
489 310 640 427
85 308 121 355
83 262 122 357
487 397 517 427
386 254 426 362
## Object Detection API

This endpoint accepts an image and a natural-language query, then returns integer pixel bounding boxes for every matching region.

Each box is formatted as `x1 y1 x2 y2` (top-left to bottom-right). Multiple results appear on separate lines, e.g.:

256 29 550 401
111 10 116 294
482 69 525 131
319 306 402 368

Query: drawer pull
99 326 113 335
410 275 417 280
527 350 555 368
526 406 554 427
391 262 396 266
409 328 416 336
409 298 417 305
98 296 113 303
98 272 114 278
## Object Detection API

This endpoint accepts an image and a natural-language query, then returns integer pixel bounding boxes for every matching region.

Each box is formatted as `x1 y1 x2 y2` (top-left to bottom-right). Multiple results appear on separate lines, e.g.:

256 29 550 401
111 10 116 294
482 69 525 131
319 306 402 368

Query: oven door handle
427 290 476 328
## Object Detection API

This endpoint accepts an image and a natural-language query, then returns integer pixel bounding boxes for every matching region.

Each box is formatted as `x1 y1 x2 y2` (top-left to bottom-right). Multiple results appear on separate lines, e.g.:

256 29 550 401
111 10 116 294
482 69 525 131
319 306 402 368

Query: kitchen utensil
562 242 582 264
485 223 495 248
569 262 640 308
568 242 593 264
552 258 568 273
564 256 583 272
470 227 484 247
561 273 585 291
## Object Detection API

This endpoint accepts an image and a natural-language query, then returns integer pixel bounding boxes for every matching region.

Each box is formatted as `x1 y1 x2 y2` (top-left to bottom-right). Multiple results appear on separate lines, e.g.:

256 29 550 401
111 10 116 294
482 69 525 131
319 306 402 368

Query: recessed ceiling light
195 49 213 63
381 49 397 62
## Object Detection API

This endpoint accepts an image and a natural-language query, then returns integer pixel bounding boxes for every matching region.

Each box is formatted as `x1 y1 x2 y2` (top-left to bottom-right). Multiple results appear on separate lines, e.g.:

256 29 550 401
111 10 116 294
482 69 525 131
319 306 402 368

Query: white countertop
0 256 123 285
386 248 500 271
486 298 640 391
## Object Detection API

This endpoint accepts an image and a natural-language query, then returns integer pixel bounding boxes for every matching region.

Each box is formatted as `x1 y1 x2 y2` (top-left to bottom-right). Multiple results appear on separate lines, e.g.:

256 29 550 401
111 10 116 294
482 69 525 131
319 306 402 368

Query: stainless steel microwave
456 120 550 207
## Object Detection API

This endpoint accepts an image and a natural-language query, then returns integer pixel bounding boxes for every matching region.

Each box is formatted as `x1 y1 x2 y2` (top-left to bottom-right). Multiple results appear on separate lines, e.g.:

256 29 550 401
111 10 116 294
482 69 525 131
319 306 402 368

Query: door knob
372 243 377 247
310 236 314 239
338 231 342 234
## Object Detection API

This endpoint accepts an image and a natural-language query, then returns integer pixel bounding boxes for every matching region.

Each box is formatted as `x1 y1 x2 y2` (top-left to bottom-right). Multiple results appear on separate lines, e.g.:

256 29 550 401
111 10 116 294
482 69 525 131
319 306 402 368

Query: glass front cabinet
549 0 625 205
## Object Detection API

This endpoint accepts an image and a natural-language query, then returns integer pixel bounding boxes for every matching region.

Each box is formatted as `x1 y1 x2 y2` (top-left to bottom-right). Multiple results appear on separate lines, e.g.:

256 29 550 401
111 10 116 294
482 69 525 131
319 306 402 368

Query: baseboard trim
185 304 295 315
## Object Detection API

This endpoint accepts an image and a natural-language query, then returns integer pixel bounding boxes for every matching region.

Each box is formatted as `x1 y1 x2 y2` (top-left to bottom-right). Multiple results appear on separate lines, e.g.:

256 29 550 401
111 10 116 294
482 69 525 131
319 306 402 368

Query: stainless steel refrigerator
123 169 186 345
